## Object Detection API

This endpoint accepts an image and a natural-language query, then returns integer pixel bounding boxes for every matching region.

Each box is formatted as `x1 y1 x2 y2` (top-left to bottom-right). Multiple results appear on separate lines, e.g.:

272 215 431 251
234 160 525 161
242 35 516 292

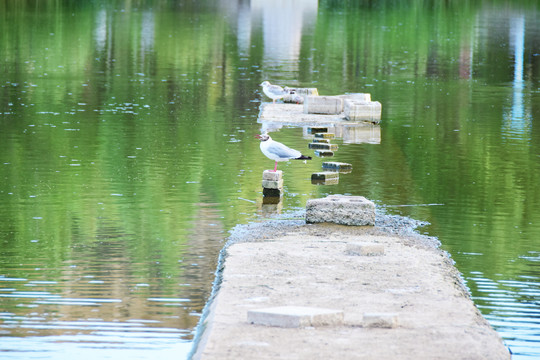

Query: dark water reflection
1 0 540 358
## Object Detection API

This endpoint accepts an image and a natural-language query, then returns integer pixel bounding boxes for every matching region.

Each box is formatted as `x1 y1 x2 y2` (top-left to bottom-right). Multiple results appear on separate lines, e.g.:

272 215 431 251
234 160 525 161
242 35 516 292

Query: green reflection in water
1 0 540 358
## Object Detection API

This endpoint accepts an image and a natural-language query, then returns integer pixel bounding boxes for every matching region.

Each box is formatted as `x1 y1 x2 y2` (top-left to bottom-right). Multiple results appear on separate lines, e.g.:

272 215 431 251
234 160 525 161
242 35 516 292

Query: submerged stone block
322 162 352 171
248 306 344 328
306 195 375 226
311 172 339 185
313 138 330 144
304 96 343 115
363 313 399 328
311 172 339 181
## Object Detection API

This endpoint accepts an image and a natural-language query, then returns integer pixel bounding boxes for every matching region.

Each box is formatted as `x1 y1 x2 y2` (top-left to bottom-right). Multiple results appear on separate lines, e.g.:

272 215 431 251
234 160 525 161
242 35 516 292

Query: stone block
346 242 384 256
307 127 328 134
314 150 334 157
305 195 375 226
311 172 339 181
322 162 352 171
304 96 343 115
263 188 282 197
262 179 283 189
309 143 338 151
263 170 282 181
313 138 330 144
248 306 344 328
314 133 335 139
363 313 399 328
344 100 382 123
339 93 372 103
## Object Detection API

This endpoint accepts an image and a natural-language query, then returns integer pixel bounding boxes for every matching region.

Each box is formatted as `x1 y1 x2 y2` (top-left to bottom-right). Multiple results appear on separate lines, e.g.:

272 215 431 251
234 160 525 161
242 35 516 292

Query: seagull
260 81 287 104
255 133 312 172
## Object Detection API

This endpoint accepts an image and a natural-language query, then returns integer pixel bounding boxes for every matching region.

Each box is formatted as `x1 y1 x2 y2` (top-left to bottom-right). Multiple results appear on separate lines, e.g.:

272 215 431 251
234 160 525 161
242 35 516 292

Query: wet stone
311 172 339 185
307 127 328 134
305 194 376 226
344 100 382 123
311 172 339 181
314 150 334 157
309 143 338 151
314 133 335 139
263 188 282 197
262 179 283 189
263 170 283 181
322 162 352 171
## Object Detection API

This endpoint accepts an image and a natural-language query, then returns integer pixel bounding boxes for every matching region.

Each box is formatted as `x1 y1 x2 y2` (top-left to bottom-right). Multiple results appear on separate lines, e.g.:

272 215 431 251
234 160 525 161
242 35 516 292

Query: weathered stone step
309 143 338 151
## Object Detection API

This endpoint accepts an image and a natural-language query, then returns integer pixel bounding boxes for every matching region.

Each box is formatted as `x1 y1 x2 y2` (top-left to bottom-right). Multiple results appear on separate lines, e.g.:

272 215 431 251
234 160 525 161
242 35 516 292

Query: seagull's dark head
255 133 270 142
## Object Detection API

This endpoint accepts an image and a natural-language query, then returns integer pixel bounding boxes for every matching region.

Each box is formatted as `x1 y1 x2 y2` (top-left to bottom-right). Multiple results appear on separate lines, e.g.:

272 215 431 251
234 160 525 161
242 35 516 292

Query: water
1 0 539 358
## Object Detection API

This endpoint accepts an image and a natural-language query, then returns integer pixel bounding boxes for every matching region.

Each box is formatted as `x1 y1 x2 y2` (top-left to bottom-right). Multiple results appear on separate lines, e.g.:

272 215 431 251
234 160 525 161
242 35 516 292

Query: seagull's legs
274 161 278 172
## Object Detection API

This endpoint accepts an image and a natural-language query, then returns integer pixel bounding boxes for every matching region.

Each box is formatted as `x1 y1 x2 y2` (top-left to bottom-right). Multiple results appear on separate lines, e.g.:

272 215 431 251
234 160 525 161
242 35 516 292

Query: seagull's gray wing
268 141 301 160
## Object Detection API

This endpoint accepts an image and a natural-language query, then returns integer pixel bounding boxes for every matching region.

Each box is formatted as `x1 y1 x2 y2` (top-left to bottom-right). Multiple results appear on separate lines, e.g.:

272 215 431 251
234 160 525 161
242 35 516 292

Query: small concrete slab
346 242 385 256
309 143 338 151
262 179 283 189
322 162 352 171
307 127 328 134
306 195 375 226
344 100 382 123
263 170 282 181
311 172 339 185
311 172 339 181
363 313 399 328
248 306 344 328
314 133 335 139
314 150 334 157
313 138 330 144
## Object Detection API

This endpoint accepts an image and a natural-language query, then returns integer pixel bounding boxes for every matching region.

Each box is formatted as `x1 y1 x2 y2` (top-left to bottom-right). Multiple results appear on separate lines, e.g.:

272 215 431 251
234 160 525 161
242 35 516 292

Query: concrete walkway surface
190 219 510 359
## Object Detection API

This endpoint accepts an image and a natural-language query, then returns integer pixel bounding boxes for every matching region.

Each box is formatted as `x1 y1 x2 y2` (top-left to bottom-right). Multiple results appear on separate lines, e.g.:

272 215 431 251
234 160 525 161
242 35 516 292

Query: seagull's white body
260 81 287 103
256 133 311 171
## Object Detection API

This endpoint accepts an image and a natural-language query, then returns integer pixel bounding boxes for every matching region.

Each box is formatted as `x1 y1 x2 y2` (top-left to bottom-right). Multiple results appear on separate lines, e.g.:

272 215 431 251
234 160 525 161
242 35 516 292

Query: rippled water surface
1 1 540 358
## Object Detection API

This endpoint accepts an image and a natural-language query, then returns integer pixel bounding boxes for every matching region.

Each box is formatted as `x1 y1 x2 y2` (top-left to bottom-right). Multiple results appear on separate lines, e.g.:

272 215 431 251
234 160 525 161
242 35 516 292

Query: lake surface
1 0 539 358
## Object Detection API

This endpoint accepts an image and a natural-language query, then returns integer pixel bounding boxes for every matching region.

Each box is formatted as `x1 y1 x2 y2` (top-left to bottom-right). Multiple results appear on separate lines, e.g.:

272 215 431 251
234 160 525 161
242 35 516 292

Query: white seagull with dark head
260 81 287 104
255 133 312 172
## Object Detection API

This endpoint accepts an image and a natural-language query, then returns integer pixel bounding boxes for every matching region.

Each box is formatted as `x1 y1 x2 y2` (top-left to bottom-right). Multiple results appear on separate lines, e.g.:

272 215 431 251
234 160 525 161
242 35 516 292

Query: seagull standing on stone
260 81 287 104
255 133 312 172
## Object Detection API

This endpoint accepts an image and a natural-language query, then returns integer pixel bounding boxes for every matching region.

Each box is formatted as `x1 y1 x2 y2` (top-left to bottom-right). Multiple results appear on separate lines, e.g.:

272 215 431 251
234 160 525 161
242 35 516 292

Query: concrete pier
189 214 510 360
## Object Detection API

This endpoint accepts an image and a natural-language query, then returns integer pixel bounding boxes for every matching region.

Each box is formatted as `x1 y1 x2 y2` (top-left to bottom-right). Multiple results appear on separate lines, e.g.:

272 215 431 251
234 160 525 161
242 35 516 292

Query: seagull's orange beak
254 134 262 139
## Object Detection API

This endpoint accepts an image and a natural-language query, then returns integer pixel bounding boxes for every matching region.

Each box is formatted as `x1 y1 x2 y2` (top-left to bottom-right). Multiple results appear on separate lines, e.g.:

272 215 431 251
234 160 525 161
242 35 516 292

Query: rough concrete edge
187 217 305 360
187 208 478 359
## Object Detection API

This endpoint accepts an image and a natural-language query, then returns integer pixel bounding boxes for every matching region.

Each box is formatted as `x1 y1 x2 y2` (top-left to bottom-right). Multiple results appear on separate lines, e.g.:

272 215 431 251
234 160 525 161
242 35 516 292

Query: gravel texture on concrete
189 211 510 360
